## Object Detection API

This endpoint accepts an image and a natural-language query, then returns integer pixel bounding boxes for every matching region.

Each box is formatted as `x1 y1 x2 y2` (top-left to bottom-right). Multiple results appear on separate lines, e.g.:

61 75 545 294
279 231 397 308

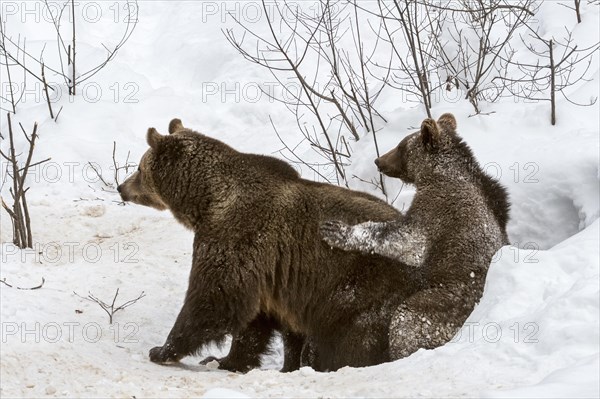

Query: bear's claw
320 220 351 248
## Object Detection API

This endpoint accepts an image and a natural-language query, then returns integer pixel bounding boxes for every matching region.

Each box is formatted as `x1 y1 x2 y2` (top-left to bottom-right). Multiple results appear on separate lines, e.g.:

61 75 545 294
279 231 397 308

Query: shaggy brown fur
207 181 405 373
118 120 419 372
321 113 510 359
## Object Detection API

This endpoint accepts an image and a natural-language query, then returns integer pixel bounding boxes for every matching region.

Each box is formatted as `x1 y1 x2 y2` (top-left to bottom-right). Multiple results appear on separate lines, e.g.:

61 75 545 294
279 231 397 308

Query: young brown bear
118 120 420 372
321 113 510 359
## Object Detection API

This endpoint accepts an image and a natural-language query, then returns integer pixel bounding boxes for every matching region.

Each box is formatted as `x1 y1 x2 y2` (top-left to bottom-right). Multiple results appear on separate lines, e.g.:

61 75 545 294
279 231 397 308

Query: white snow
1 1 599 398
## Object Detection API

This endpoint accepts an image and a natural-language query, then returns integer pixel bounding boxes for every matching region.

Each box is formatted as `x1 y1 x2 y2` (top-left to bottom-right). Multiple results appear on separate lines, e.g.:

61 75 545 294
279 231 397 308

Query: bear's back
406 176 505 288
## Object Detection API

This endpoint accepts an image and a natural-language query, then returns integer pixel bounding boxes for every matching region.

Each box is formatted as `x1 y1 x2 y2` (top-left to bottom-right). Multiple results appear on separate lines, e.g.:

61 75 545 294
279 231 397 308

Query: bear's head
118 119 237 230
375 113 469 185
117 119 192 211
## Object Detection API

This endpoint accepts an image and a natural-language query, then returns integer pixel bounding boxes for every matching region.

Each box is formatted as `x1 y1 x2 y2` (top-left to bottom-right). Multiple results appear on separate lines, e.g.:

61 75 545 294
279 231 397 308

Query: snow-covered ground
1 1 599 397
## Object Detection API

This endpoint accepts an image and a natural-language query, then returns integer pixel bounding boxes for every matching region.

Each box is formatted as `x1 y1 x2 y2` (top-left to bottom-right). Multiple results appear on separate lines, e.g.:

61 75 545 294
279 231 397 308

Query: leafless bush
226 0 390 195
365 0 443 118
0 0 138 116
74 288 145 324
41 0 138 95
227 0 598 196
0 114 50 248
429 0 536 114
498 24 599 125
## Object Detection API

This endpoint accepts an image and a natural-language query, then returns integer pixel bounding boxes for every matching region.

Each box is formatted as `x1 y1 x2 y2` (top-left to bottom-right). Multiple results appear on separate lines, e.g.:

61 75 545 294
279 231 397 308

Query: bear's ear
420 118 440 151
168 118 184 134
437 113 457 133
146 127 163 149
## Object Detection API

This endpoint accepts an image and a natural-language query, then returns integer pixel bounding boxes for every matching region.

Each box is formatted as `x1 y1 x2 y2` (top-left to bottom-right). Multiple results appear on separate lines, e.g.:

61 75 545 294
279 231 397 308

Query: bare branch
73 289 146 324
0 277 45 290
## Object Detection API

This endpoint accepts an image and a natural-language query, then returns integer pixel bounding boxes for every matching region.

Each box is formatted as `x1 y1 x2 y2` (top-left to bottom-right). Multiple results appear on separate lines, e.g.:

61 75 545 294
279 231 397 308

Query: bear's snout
117 184 129 201
374 157 386 173
116 184 131 202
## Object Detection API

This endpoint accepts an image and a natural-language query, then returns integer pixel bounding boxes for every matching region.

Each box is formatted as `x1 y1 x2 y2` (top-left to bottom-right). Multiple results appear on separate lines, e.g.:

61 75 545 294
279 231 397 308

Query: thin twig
0 277 45 290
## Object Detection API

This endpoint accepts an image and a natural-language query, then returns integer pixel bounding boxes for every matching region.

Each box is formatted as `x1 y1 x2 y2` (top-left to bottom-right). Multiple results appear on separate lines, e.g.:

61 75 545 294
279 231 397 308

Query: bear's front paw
320 220 352 249
199 355 256 373
149 345 178 364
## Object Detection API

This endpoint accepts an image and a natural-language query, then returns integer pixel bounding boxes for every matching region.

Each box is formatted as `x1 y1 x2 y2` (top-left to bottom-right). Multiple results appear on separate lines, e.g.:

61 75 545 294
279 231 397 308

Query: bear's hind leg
199 317 306 373
388 282 477 360
281 330 305 372
200 313 276 373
